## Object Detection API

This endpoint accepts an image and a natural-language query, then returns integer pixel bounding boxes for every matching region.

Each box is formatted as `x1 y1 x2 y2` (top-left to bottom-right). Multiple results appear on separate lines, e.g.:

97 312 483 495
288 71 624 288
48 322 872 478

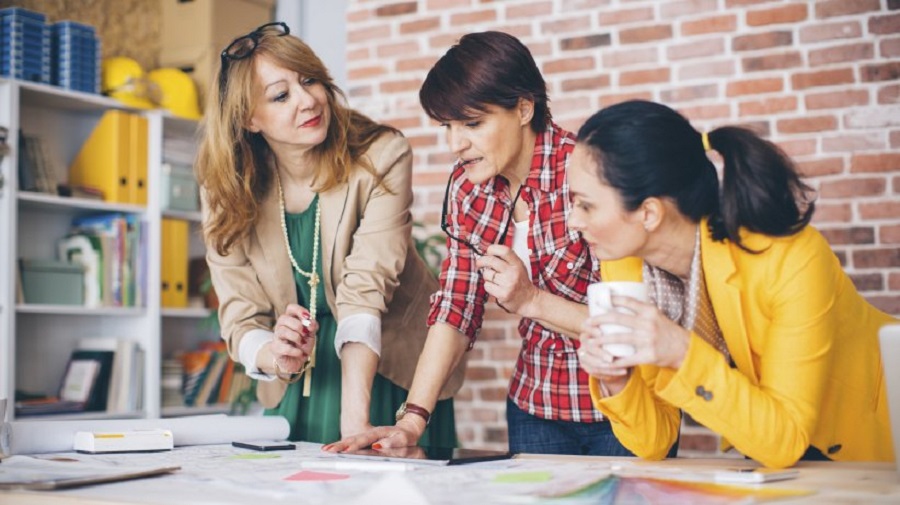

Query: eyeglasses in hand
439 171 522 256
218 22 290 102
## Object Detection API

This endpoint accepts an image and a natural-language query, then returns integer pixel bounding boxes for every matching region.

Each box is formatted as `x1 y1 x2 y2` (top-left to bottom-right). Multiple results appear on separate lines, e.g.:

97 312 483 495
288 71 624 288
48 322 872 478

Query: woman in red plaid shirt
328 31 653 457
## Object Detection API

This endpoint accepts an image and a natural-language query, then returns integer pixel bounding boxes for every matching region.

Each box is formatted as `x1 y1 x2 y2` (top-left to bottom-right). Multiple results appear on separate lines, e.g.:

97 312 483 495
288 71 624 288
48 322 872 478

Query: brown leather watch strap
399 402 431 425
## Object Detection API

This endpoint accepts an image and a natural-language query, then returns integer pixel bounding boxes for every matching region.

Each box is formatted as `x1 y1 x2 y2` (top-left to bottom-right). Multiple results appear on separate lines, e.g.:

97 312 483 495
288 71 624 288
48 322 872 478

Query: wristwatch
395 401 431 426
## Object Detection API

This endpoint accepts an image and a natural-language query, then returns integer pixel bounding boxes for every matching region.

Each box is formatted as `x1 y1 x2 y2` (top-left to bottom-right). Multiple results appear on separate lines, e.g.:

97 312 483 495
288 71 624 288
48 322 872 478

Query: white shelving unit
0 77 220 421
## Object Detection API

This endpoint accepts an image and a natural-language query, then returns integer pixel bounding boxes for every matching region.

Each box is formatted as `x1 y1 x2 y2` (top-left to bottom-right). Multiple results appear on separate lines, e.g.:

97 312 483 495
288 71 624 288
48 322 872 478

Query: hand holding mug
586 281 648 357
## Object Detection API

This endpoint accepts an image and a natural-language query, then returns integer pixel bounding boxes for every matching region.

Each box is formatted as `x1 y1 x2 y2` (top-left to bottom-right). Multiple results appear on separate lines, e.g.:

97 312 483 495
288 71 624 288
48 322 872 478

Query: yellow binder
69 110 132 204
129 114 148 205
161 219 189 308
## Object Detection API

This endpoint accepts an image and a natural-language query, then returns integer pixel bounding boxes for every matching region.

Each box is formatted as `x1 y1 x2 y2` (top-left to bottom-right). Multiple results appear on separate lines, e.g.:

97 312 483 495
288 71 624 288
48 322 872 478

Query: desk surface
2 443 898 504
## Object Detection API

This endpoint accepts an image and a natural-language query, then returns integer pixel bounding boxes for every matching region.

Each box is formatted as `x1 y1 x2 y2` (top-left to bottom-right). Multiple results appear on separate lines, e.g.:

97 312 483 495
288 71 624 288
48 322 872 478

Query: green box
20 259 85 305
161 162 199 212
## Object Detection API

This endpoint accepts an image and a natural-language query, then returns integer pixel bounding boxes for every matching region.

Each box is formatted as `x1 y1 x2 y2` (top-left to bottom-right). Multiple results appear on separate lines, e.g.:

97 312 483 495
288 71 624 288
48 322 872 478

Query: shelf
16 304 146 316
162 208 203 222
14 410 145 422
162 404 232 418
162 307 213 319
18 191 146 215
7 78 133 113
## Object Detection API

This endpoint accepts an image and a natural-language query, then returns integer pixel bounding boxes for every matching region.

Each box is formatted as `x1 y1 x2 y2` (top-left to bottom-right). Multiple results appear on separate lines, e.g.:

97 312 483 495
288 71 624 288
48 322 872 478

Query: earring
643 223 651 232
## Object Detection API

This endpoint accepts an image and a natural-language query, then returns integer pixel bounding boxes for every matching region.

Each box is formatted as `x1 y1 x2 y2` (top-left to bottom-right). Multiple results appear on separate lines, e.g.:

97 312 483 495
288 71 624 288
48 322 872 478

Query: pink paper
285 470 350 482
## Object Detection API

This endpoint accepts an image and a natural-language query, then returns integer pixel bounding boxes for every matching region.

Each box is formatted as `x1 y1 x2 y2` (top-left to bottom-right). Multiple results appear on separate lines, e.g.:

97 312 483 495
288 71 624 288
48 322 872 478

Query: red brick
679 60 736 80
347 8 372 23
348 85 373 98
777 115 838 134
742 52 802 72
507 1 553 19
560 33 611 51
528 41 553 58
485 427 509 444
599 91 653 108
820 226 877 245
619 68 671 86
796 157 845 177
850 273 885 292
806 90 870 110
862 62 900 83
404 132 438 147
882 225 900 244
726 0 782 5
820 178 887 198
348 65 387 80
860 202 900 220
823 133 885 153
852 247 900 268
891 272 900 290
739 96 798 116
869 295 900 315
660 84 718 103
489 346 521 361
814 202 853 223
428 33 463 51
376 41 420 59
399 17 440 34
844 107 900 129
726 78 784 97
597 7 654 26
851 153 900 173
478 386 508 402
677 103 731 121
746 4 808 26
542 56 595 74
791 68 855 90
681 14 737 35
882 38 900 58
779 138 817 157
397 56 439 72
732 31 792 52
450 9 497 25
892 131 900 149
667 38 725 61
799 21 862 44
465 366 498 380
412 170 452 187
550 96 593 116
384 116 422 130
620 25 673 44
809 43 875 67
425 0 470 10
347 47 370 62
375 2 417 16
816 0 881 19
562 0 611 10
541 16 591 34
561 75 611 92
601 47 659 68
348 25 391 44
870 13 900 34
427 151 456 166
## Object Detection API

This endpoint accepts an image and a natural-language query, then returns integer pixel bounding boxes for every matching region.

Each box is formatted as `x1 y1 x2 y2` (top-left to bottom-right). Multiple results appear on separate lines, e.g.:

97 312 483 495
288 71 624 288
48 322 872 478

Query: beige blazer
206 132 467 408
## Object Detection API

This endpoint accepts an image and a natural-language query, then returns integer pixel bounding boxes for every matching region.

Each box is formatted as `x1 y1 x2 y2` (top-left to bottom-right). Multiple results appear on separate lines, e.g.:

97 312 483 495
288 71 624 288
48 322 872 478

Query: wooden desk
2 445 898 504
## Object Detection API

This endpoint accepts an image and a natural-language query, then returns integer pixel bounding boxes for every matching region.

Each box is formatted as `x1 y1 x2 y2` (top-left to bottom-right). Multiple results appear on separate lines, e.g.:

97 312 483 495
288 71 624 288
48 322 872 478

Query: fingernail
322 444 331 451
372 443 382 450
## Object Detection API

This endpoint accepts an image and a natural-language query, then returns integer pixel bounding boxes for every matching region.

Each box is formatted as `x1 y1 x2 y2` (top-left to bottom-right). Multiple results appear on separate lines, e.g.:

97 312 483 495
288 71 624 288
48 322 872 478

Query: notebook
879 323 900 471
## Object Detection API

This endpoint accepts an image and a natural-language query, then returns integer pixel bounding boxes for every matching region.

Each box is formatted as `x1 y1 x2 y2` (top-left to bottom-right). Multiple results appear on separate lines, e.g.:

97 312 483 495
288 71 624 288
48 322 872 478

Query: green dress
265 195 457 447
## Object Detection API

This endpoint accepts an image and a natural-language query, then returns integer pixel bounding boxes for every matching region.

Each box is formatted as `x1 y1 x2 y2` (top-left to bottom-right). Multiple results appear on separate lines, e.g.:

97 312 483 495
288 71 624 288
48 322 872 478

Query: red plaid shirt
427 122 604 422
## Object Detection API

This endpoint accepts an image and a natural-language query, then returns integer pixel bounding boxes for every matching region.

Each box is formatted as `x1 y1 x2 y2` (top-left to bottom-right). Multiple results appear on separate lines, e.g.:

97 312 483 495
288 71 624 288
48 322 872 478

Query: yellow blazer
590 219 896 468
206 132 466 408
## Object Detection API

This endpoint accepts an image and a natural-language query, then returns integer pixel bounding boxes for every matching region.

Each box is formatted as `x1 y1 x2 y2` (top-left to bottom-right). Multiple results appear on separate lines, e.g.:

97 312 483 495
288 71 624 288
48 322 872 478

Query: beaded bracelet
273 356 311 384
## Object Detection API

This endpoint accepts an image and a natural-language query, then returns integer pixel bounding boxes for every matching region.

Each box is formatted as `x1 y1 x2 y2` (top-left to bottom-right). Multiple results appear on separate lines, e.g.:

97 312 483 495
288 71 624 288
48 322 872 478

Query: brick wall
344 0 900 455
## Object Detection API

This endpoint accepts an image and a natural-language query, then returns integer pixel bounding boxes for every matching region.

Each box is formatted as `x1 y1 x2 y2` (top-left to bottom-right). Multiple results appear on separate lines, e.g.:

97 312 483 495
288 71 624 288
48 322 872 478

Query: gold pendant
309 273 319 289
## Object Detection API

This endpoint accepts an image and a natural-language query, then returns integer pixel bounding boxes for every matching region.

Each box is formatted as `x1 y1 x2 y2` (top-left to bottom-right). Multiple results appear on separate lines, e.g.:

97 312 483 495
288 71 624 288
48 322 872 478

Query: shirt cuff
334 313 382 358
238 328 277 382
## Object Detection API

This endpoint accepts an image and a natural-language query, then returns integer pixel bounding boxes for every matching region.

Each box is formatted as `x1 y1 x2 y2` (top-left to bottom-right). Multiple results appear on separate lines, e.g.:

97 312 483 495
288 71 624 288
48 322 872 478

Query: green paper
493 471 553 483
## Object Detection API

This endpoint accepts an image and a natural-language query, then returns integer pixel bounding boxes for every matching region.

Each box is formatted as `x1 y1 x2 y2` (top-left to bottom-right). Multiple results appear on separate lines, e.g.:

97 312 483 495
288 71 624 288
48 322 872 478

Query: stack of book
178 341 251 408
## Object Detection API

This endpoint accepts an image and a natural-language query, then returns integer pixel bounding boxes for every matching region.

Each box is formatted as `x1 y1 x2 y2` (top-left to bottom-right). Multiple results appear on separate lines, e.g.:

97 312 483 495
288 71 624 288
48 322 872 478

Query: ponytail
706 127 815 250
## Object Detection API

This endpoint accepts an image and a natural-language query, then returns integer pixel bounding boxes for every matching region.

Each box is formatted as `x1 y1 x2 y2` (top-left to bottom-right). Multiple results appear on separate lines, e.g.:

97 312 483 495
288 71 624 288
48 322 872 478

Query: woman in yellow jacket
566 100 897 468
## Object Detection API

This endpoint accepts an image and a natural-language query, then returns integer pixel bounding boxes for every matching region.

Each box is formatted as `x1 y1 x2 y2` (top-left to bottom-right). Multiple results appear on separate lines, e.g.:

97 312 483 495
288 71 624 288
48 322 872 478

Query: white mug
586 281 649 357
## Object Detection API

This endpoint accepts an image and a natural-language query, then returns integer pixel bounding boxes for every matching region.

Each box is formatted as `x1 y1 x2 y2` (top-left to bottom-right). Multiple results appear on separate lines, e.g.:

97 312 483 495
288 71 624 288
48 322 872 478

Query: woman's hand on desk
323 417 425 453
272 304 318 373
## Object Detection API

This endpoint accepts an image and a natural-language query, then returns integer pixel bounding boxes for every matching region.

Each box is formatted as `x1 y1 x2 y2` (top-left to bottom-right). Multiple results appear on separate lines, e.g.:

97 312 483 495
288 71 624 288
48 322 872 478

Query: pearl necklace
276 170 320 395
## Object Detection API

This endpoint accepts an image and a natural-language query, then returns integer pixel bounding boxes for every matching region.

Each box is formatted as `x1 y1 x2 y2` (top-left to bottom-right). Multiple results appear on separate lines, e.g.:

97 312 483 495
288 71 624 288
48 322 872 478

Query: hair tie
701 131 712 152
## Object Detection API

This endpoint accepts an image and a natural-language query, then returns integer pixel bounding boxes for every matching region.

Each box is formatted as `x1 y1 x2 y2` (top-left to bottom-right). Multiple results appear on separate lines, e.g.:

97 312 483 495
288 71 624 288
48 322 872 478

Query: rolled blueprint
0 414 289 455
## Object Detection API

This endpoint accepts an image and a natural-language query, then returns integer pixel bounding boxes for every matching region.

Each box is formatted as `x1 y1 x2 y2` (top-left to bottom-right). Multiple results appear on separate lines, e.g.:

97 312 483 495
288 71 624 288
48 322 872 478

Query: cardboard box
159 0 275 109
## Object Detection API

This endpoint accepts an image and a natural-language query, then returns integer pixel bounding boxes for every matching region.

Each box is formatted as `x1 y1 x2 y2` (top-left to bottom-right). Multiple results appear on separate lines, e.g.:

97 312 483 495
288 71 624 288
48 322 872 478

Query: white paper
0 414 289 455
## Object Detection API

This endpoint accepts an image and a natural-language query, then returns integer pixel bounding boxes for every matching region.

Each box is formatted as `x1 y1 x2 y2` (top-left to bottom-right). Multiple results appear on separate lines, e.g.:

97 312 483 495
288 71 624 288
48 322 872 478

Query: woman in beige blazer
196 22 464 444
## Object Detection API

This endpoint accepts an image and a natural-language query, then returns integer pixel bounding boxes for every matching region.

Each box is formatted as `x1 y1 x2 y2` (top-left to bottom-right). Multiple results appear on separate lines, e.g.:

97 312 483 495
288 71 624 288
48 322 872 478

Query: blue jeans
507 398 654 457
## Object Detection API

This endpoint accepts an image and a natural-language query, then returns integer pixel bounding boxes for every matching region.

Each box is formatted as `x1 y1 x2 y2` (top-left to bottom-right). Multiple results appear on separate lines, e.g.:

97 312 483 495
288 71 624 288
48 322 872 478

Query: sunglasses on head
218 21 290 103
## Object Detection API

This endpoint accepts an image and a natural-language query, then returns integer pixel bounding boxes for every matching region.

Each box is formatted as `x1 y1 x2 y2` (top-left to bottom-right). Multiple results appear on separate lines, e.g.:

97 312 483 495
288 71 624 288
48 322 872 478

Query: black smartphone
338 446 513 466
231 440 296 451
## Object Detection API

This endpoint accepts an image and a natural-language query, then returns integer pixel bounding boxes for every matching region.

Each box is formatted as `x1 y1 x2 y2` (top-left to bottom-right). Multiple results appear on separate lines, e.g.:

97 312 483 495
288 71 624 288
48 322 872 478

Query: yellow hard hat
147 68 202 120
102 57 157 109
